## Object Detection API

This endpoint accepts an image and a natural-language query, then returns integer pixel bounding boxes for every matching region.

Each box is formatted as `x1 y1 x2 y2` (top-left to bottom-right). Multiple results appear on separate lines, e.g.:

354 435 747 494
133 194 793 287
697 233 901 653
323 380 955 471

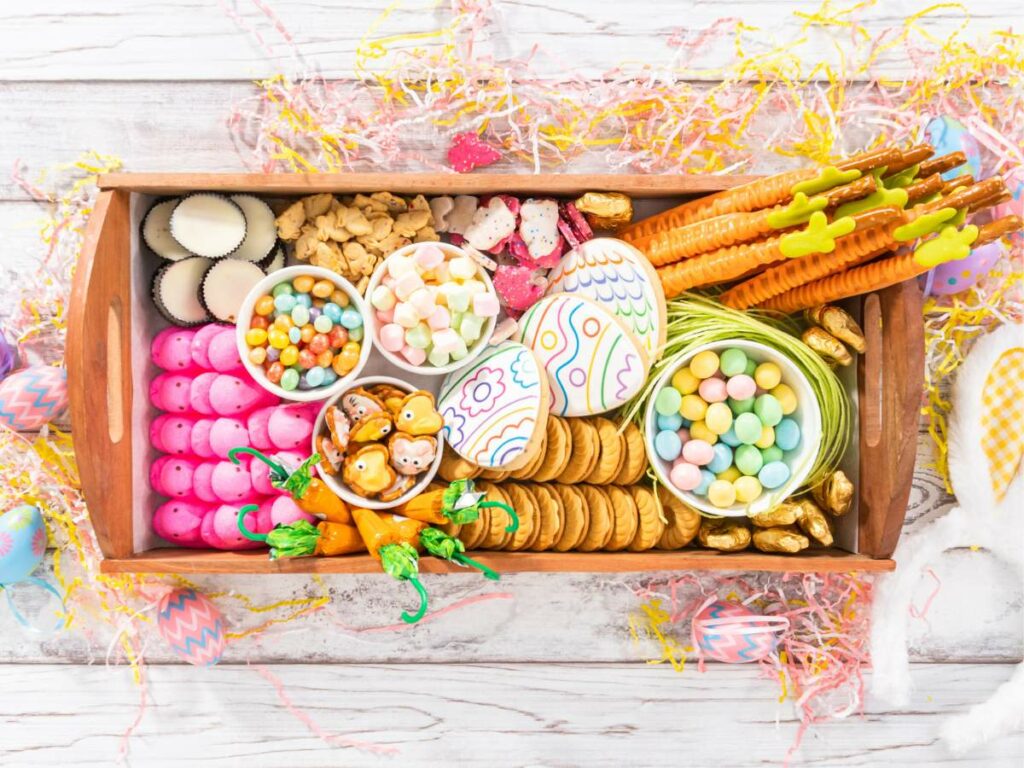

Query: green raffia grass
622 293 851 492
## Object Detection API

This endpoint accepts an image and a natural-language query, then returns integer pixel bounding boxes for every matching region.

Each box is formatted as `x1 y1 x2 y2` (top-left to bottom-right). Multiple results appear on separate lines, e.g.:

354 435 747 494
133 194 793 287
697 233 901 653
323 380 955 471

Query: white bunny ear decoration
871 322 1024 754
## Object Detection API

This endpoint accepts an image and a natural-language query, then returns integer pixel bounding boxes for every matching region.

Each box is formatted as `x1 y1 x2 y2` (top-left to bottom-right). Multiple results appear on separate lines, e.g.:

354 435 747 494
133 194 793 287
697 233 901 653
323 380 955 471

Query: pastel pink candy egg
160 456 199 498
190 419 215 458
268 405 315 450
149 455 173 494
698 377 728 403
192 462 219 503
207 329 243 373
151 327 197 372
199 507 230 549
379 323 406 353
153 499 209 545
213 504 265 550
211 461 253 503
189 372 219 415
210 374 267 416
246 407 275 450
270 495 315 527
400 345 427 366
682 439 714 466
209 418 249 458
677 427 690 444
151 374 193 413
150 414 173 451
670 461 702 491
726 374 756 401
160 415 196 456
189 323 230 370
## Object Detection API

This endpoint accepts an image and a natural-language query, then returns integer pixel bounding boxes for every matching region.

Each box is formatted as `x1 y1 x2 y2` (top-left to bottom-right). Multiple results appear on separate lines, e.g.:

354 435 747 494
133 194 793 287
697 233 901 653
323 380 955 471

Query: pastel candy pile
243 275 364 392
372 243 499 368
654 347 802 508
149 324 317 549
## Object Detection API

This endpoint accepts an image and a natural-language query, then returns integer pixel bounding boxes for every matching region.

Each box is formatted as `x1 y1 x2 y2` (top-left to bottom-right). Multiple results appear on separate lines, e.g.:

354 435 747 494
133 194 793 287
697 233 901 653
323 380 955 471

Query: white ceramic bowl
645 340 822 517
365 242 497 377
312 375 443 510
236 265 373 403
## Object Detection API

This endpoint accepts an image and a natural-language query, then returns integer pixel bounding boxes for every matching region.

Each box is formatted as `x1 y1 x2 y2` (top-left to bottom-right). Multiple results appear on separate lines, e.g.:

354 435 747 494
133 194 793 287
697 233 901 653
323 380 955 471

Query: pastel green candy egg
754 394 783 427
655 387 683 416
348 326 364 343
719 348 748 377
734 443 764 476
758 461 791 490
733 475 763 503
719 426 741 447
733 412 763 444
704 402 733 435
728 396 754 414
744 358 757 376
760 445 784 464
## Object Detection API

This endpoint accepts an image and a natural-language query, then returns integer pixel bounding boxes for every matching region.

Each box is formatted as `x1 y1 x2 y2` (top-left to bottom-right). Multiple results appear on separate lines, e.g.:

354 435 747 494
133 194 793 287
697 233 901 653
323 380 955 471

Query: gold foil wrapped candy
752 526 810 553
812 470 855 517
750 501 802 528
796 498 834 547
802 327 854 367
574 192 634 232
805 305 867 353
698 518 751 552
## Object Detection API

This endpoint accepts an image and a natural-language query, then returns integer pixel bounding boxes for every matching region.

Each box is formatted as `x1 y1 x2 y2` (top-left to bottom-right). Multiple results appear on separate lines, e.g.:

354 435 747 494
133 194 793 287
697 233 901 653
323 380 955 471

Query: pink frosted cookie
159 415 195 456
207 329 244 373
151 327 198 372
159 456 199 498
189 418 215 458
189 323 229 370
210 460 253 502
212 504 264 550
246 406 275 449
192 462 219 503
151 373 193 413
209 417 249 458
210 374 273 416
153 499 208 546
493 264 545 312
149 414 173 452
149 455 173 494
189 372 219 415
269 495 314 527
267 404 315 450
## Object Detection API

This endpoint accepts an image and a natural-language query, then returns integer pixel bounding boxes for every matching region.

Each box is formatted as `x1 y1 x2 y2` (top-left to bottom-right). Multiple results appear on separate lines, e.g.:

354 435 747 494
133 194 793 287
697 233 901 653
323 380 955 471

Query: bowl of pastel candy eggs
366 242 499 375
644 340 821 517
236 266 373 402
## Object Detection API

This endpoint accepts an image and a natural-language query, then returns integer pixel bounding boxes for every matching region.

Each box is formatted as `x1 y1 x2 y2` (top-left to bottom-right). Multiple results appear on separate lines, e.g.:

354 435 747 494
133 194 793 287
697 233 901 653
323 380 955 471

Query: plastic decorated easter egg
156 588 226 666
0 505 46 584
691 600 788 663
927 240 1006 296
924 115 982 180
0 366 68 431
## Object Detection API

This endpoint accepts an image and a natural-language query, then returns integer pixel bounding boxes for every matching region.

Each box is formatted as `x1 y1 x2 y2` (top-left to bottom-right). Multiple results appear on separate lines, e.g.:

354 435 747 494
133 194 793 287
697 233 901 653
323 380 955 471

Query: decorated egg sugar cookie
438 340 549 471
545 238 667 360
514 294 649 417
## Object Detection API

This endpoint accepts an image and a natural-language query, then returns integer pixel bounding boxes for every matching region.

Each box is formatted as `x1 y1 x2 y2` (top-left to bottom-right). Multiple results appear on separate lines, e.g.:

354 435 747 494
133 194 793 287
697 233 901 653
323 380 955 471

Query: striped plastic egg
691 600 789 664
156 588 226 666
0 505 46 585
0 366 68 432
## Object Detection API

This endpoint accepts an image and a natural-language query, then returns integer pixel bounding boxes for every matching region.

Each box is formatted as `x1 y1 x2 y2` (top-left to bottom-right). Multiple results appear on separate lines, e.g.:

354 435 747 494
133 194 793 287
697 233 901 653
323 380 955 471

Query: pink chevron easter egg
156 588 226 666
691 600 789 664
0 366 69 431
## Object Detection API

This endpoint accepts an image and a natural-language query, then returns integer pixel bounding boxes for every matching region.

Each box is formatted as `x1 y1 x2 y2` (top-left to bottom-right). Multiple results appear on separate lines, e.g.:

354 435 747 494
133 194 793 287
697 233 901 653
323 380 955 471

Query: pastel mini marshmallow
371 285 397 312
393 301 420 329
427 347 451 367
387 253 417 279
471 292 500 317
408 287 436 319
414 244 445 270
449 336 469 361
375 307 395 324
431 328 461 355
393 271 425 301
427 305 451 330
400 345 427 366
463 279 487 296
458 313 486 343
449 256 478 280
443 284 471 313
379 323 406 352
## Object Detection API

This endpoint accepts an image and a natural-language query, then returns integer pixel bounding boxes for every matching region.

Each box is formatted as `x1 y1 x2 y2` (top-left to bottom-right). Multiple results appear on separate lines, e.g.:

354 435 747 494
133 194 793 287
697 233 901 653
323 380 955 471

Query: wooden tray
68 173 924 574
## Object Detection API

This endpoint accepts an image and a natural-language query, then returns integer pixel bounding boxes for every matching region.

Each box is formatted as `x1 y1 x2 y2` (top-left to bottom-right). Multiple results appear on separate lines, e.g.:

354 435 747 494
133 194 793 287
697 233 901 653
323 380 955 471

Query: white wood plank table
0 2 1021 766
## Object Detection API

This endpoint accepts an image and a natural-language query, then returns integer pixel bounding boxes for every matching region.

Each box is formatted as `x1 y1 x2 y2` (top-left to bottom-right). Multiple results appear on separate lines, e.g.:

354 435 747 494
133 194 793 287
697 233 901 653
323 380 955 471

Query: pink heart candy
190 418 216 458
192 462 220 503
210 461 253 503
151 327 198 372
189 323 231 370
447 131 502 173
209 418 250 458
153 500 209 546
207 329 244 373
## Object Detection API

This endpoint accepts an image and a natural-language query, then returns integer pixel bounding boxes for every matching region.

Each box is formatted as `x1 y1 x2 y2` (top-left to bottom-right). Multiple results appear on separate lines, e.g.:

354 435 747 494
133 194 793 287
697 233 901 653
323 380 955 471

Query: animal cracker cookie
576 485 614 552
627 486 665 552
514 294 649 417
603 486 639 551
545 238 667 360
585 417 625 485
556 418 600 484
551 484 589 552
439 341 549 470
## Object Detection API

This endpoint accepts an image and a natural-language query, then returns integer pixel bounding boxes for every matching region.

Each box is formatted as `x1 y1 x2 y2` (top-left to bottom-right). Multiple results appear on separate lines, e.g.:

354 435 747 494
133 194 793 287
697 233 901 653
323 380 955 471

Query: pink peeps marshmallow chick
189 372 219 415
189 323 230 370
471 292 500 318
159 456 199 499
267 405 315 450
400 345 427 367
149 456 173 494
246 407 275 450
160 415 196 456
207 329 244 373
378 323 406 353
213 504 265 550
151 327 197 372
426 305 451 331
190 418 216 458
209 374 269 416
254 499 275 534
151 374 193 413
149 414 173 451
199 507 230 549
210 460 253 503
250 457 277 495
153 500 209 546
269 495 315 527
209 418 250 458
191 462 219 503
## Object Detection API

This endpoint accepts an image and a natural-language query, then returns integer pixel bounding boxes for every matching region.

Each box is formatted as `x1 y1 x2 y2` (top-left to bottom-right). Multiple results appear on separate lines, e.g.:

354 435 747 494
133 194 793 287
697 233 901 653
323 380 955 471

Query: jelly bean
316 350 334 368
682 439 714 466
291 304 310 327
297 375 313 391
688 420 719 445
698 377 728 403
267 328 289 350
272 282 293 298
655 387 683 416
280 345 299 367
654 429 683 462
323 303 343 324
294 293 312 309
308 307 322 322
288 327 302 344
770 384 798 415
311 280 334 299
328 326 348 348
754 394 783 427
760 446 783 464
680 394 708 422
754 362 782 390
725 374 756 401
308 333 330 355
734 412 763 444
333 342 361 375
305 367 326 388
298 349 317 370
671 368 700 395
717 466 741 483
707 443 734 474
734 444 764 476
340 307 363 330
292 275 315 293
248 347 267 366
254 295 276 316
321 367 338 386
755 424 775 449
774 418 801 451
758 461 790 490
273 314 293 331
330 289 350 307
245 328 268 347
707 480 737 508
670 461 702 491
348 326 363 342
719 348 748 377
280 368 300 391
704 402 733 435
689 350 720 379
719 426 741 447
265 347 280 363
694 469 716 496
274 293 297 313
734 476 762 503
313 315 334 334
744 359 757 376
728 396 754 414
656 412 683 432
300 324 316 344
249 315 269 331
266 361 285 384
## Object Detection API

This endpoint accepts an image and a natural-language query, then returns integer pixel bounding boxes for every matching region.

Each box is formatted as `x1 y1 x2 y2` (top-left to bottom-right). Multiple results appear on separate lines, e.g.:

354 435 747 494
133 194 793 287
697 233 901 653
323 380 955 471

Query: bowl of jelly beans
236 266 372 402
644 340 821 517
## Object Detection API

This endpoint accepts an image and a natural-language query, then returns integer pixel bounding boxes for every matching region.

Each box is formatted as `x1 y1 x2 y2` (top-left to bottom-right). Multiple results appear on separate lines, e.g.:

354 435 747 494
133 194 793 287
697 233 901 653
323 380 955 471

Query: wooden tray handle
67 189 134 558
857 279 925 558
